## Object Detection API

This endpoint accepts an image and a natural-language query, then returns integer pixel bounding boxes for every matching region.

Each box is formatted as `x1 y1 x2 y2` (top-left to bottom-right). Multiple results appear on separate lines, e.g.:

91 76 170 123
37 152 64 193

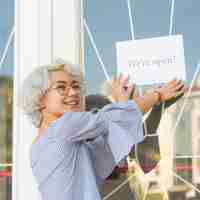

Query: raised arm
133 79 185 113
109 75 186 113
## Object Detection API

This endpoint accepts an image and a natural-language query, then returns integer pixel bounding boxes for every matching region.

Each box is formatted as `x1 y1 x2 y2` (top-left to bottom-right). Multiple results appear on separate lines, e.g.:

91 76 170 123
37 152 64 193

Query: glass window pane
84 1 200 199
0 0 14 200
0 176 11 200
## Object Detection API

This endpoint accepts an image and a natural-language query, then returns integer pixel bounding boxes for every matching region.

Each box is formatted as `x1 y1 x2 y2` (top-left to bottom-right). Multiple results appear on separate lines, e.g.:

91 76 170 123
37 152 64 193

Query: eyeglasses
45 81 83 96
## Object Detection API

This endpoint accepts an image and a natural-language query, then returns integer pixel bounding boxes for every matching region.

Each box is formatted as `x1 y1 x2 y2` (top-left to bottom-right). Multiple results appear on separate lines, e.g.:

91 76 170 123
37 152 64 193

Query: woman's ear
39 105 46 111
39 95 46 111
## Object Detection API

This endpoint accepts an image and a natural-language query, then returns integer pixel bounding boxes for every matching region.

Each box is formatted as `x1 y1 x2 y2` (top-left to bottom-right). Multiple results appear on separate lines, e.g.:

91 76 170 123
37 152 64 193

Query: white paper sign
116 35 186 85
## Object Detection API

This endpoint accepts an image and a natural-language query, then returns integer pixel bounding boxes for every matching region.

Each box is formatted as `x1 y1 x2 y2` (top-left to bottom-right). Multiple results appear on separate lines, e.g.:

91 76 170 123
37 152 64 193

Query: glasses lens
55 85 68 95
56 84 82 95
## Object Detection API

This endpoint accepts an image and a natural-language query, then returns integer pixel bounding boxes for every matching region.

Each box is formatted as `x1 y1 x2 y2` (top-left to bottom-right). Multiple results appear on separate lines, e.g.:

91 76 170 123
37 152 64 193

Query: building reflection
0 76 12 200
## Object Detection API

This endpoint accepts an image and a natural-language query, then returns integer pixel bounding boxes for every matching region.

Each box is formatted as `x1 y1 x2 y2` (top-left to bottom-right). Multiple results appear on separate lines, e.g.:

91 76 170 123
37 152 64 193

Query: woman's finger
172 82 184 92
172 79 183 87
121 75 130 87
128 84 135 98
168 78 178 85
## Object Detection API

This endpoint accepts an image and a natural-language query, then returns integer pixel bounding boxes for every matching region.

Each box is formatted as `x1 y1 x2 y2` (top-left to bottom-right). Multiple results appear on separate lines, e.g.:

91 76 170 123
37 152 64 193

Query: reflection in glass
84 1 200 199
0 76 13 200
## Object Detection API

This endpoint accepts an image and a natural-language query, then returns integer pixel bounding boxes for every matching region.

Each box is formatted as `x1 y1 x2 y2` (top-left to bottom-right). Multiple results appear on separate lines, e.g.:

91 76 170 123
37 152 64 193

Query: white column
13 1 83 200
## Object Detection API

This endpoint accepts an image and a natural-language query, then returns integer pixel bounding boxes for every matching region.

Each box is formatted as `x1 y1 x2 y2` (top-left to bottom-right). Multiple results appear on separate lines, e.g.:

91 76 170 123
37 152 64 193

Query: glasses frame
45 81 83 96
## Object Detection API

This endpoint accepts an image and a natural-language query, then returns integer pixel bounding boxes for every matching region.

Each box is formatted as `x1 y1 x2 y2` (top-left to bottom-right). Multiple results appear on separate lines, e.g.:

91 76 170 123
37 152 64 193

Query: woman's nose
68 87 80 96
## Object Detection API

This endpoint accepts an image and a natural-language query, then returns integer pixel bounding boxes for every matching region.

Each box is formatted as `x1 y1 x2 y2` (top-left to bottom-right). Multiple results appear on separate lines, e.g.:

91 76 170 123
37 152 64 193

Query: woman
20 59 185 200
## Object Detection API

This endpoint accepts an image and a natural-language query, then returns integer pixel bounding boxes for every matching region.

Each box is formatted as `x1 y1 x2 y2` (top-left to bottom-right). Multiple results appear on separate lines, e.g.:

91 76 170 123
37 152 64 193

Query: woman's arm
109 75 186 113
132 79 185 113
133 91 161 114
53 75 144 143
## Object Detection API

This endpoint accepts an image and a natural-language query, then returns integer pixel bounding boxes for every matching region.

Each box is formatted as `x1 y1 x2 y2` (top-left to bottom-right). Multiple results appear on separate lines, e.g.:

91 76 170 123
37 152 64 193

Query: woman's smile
62 98 81 110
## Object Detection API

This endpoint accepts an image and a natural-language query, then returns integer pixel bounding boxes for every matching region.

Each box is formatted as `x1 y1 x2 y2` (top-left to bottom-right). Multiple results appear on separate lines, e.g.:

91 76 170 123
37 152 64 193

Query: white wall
13 0 83 199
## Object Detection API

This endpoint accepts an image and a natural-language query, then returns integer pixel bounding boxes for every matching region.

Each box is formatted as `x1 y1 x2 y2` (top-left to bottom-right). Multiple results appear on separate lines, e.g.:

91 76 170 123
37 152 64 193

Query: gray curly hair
19 58 85 128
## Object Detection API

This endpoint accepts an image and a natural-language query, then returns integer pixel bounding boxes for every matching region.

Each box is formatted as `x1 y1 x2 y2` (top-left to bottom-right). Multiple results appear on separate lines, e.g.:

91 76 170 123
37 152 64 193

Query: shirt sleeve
52 100 144 182
52 107 107 142
53 100 143 142
86 100 144 183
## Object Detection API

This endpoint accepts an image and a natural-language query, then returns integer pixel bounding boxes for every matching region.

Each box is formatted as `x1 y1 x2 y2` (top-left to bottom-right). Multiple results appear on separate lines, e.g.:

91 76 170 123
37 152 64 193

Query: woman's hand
131 78 187 113
155 79 186 102
110 74 135 103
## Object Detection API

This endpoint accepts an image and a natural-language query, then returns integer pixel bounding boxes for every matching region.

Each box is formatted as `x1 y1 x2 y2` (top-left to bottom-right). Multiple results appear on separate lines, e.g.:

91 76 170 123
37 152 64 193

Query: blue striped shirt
30 100 144 200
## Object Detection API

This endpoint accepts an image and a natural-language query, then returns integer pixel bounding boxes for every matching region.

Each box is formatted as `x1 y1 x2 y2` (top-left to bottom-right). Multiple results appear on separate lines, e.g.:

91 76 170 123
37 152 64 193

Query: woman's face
41 70 84 118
